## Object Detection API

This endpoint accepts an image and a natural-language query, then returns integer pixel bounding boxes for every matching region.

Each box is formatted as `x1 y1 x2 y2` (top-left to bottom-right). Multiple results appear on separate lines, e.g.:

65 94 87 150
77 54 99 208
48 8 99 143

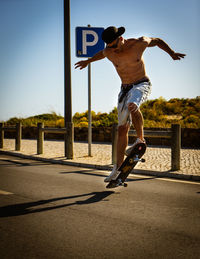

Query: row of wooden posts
0 122 73 158
0 122 181 171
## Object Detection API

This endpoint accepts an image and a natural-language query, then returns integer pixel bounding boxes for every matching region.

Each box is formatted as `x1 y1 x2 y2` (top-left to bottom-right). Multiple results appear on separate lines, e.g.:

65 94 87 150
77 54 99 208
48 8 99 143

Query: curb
0 150 200 182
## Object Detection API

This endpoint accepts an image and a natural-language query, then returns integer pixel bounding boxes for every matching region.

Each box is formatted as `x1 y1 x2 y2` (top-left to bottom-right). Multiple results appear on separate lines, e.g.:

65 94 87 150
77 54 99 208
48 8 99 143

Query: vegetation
73 108 118 127
141 97 200 128
5 112 64 127
4 97 200 128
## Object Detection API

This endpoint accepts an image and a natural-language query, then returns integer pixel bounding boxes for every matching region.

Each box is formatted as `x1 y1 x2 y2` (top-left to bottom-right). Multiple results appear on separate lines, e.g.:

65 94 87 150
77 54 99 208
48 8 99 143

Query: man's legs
104 104 145 182
105 82 151 182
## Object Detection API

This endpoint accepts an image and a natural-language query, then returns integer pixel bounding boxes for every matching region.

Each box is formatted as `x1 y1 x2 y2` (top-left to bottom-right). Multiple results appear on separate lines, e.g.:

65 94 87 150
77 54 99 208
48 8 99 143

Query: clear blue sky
0 0 199 121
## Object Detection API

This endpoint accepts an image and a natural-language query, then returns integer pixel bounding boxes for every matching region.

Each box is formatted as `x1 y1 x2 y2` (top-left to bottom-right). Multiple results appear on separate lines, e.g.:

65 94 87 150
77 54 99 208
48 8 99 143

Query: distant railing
112 123 181 171
0 122 74 158
0 122 181 171
0 122 22 151
37 122 74 158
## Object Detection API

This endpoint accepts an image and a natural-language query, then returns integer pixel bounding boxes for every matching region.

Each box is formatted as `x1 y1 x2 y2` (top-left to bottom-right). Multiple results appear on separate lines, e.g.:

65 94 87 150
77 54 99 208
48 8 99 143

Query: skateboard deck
106 143 146 188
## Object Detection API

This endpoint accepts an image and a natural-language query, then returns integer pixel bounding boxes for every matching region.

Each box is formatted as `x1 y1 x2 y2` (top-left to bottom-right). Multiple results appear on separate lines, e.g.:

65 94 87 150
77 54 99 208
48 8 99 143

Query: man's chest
107 48 142 65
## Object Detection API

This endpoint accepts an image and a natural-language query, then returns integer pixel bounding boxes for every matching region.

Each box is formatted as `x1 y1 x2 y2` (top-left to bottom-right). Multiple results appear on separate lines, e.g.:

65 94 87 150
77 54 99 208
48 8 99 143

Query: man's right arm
75 50 105 69
146 37 186 60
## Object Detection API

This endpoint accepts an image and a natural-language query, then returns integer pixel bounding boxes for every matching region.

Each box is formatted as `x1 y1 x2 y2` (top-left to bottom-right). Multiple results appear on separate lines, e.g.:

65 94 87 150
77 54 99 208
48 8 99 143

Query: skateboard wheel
141 158 145 162
118 179 123 186
124 183 128 187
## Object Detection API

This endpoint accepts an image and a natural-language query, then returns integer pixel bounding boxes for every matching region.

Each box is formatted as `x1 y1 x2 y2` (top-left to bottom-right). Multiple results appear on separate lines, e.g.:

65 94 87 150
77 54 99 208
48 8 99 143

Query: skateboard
106 143 146 188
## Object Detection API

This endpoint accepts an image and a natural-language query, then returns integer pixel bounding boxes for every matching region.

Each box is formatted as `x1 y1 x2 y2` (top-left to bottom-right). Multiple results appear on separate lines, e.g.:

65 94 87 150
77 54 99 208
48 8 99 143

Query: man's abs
115 59 147 84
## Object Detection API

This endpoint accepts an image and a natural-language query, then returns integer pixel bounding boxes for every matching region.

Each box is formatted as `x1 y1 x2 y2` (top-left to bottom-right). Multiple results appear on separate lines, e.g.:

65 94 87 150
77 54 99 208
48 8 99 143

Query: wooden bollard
0 122 4 149
171 124 181 171
37 122 44 154
15 122 22 151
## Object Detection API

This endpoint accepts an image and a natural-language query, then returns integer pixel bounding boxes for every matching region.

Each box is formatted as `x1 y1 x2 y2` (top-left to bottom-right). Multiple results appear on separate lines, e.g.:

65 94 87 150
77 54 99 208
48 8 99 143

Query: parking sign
76 27 105 58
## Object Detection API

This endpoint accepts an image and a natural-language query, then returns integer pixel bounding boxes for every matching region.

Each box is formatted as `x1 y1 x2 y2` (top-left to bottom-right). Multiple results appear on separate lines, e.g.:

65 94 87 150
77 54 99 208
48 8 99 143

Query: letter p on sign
76 27 104 57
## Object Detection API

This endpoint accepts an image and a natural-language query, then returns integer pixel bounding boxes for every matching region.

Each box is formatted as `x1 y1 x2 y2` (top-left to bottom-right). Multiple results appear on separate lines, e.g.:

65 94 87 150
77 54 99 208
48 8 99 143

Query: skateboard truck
133 155 145 163
116 178 128 187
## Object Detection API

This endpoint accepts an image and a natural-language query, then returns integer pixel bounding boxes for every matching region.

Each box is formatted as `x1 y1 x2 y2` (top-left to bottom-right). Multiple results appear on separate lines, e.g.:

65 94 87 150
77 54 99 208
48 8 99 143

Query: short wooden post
37 122 44 154
0 123 4 148
112 124 118 164
171 124 181 171
65 122 74 159
15 122 22 151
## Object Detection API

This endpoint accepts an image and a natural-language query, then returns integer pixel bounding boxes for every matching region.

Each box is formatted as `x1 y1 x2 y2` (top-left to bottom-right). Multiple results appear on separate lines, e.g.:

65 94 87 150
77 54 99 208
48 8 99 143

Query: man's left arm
146 37 186 60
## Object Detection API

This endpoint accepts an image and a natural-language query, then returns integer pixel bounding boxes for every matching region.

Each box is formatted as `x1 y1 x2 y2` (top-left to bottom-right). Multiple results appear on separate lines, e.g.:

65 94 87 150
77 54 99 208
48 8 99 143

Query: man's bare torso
104 38 149 84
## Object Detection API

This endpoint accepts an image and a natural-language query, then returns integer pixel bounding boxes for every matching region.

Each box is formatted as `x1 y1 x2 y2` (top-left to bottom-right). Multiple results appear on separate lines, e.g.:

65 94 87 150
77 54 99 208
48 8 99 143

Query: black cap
101 26 125 44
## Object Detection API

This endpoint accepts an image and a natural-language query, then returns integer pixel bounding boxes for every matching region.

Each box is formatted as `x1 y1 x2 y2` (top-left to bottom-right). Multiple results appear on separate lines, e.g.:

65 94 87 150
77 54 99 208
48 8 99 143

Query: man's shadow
0 191 114 218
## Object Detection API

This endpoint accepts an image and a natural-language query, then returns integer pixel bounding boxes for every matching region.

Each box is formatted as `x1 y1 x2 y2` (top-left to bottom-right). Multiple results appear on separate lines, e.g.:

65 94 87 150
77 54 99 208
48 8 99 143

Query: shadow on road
60 169 157 182
0 157 52 167
60 169 107 178
0 191 114 218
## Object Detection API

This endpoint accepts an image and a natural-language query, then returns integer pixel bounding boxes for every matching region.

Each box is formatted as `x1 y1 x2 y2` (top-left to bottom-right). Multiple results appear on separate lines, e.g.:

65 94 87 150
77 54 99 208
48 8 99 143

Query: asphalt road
0 154 200 259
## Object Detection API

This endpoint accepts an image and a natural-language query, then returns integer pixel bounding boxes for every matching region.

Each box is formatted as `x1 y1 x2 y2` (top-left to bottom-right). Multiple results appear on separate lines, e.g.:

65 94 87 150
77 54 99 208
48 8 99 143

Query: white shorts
117 80 152 126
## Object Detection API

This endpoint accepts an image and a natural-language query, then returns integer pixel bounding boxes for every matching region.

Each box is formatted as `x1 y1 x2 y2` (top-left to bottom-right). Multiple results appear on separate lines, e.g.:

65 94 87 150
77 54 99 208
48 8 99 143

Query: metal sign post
87 24 92 157
64 0 73 159
76 25 104 157
88 61 92 156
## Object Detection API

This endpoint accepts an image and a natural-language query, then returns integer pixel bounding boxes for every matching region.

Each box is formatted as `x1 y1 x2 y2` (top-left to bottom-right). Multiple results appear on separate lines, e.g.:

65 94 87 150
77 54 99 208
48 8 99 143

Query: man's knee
128 103 138 113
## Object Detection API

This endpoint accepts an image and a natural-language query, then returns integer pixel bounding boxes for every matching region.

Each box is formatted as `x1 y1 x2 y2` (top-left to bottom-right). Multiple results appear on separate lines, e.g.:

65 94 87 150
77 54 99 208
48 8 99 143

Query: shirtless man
75 26 185 182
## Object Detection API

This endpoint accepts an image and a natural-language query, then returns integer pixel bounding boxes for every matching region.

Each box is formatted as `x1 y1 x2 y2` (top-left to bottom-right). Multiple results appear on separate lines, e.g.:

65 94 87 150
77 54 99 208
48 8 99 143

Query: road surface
0 154 200 259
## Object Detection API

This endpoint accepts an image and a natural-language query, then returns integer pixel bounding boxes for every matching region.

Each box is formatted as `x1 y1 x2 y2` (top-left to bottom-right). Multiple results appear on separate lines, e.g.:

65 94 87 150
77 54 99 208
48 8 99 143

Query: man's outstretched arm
75 50 105 69
146 37 186 60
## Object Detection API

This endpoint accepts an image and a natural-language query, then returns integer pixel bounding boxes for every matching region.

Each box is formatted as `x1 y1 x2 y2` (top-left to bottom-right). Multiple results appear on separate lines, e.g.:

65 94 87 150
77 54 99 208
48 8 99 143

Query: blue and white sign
76 27 105 58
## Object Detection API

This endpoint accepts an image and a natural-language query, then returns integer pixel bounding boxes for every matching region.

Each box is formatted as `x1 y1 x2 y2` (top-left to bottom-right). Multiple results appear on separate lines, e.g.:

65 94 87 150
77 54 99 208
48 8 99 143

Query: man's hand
171 52 186 60
75 60 89 69
75 50 105 69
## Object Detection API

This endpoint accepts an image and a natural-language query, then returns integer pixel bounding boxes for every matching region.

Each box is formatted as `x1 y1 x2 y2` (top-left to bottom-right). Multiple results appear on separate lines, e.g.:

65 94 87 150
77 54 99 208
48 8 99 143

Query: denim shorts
117 80 152 126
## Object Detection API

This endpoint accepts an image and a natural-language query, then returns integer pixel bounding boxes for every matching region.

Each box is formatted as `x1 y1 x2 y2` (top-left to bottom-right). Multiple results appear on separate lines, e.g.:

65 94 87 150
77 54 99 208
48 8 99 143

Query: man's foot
125 138 146 156
104 165 120 182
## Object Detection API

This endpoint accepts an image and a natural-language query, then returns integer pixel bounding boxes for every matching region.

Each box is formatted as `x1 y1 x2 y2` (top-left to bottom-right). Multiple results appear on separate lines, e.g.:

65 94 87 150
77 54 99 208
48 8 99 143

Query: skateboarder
75 26 185 182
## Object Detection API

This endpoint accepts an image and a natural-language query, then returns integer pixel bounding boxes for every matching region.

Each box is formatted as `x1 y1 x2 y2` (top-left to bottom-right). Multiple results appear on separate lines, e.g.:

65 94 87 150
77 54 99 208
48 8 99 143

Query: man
75 26 185 182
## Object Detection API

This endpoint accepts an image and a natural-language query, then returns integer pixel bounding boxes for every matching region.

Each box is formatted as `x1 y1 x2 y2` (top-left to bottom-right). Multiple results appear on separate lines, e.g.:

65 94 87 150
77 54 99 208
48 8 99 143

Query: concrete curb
0 150 200 182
